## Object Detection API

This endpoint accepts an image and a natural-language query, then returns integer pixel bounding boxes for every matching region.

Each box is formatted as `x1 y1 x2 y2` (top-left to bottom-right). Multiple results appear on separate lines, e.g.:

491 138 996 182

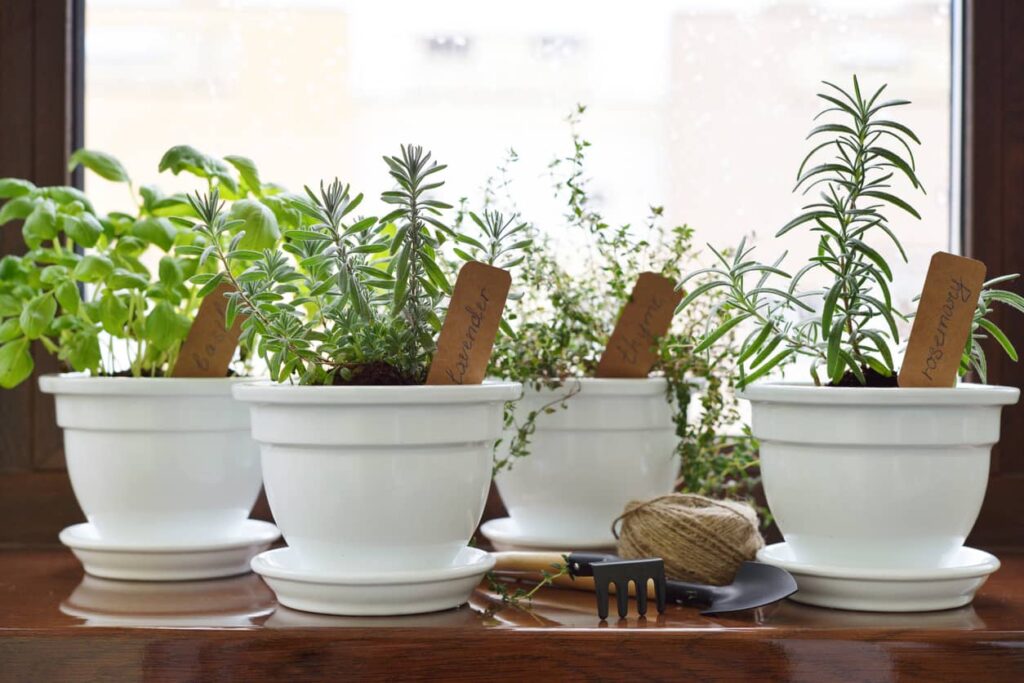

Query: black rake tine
635 580 648 616
655 573 667 614
615 580 629 619
589 558 668 620
595 578 610 621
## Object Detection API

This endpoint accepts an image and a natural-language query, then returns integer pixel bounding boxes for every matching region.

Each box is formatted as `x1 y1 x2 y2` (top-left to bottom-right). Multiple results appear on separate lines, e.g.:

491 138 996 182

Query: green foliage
681 76 926 386
682 75 1023 388
0 146 284 387
482 106 758 500
187 144 529 386
67 149 130 183
159 145 239 196
959 274 1024 382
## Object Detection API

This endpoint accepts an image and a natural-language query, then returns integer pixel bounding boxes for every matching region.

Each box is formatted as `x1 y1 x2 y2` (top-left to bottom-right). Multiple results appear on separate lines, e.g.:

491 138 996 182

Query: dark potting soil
107 368 167 378
331 361 420 386
829 366 899 388
101 368 237 378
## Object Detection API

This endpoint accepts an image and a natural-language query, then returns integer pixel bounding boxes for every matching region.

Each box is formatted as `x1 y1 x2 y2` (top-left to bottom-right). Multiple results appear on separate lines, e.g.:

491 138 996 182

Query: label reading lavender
426 261 511 386
595 272 683 378
899 252 986 388
171 282 244 378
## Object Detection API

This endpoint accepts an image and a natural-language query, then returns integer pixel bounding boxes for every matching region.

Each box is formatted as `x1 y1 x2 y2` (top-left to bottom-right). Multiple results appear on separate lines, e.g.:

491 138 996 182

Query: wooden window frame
962 0 1024 550
0 0 1021 547
0 0 84 546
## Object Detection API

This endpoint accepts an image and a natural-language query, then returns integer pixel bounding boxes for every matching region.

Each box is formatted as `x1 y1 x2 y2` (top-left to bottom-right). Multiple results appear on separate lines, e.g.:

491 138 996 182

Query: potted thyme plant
193 145 522 616
0 146 284 578
472 109 756 548
679 77 1022 587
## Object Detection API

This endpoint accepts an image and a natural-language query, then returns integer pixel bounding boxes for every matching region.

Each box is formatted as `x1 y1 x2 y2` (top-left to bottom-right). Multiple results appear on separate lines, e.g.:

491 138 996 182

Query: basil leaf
72 254 115 283
22 200 57 247
0 338 33 389
20 293 56 339
68 149 130 183
0 195 35 225
132 217 178 251
0 178 35 199
55 281 81 314
144 300 191 351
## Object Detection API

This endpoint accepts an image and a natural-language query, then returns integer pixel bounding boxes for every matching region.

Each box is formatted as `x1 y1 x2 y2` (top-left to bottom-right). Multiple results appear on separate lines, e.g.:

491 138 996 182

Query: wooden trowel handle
490 551 649 597
491 551 566 573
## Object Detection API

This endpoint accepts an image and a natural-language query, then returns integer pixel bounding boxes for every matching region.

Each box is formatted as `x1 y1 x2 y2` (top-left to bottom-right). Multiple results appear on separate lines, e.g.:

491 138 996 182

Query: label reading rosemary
596 272 683 378
899 252 986 388
426 261 511 385
171 282 244 378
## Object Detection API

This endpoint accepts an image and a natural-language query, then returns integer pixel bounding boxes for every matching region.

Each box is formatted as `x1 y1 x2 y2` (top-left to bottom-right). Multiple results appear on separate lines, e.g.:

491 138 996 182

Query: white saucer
479 517 616 552
251 546 495 616
757 542 1000 612
59 520 281 581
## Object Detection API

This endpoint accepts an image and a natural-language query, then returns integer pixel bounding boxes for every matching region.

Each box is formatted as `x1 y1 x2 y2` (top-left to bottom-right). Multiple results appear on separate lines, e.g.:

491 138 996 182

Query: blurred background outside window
85 0 955 367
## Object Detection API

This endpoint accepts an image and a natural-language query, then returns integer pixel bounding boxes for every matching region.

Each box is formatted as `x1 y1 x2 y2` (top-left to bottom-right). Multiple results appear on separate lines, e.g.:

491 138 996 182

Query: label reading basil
172 282 244 378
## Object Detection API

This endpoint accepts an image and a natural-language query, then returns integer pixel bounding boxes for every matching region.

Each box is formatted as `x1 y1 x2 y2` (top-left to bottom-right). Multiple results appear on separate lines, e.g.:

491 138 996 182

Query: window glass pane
85 0 952 335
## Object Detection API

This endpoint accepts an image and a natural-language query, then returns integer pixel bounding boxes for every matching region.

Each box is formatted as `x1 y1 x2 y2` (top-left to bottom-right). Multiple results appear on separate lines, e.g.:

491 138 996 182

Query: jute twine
613 493 765 586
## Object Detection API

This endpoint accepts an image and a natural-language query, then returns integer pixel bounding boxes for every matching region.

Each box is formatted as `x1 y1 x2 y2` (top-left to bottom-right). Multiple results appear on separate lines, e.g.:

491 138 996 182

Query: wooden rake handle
490 551 652 597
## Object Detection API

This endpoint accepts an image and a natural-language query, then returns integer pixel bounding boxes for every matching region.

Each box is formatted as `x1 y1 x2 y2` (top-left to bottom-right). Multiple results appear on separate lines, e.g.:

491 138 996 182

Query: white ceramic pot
39 374 263 544
233 381 521 574
741 382 1020 570
494 378 679 544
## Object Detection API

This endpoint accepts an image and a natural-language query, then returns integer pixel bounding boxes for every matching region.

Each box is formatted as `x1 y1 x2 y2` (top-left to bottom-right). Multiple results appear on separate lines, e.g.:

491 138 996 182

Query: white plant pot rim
232 379 520 405
511 376 673 396
739 381 1019 407
39 372 255 397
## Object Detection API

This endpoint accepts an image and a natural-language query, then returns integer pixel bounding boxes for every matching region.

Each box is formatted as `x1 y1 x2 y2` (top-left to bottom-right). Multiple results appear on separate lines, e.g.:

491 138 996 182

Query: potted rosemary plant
476 109 755 548
679 77 1022 593
194 145 522 615
0 147 283 579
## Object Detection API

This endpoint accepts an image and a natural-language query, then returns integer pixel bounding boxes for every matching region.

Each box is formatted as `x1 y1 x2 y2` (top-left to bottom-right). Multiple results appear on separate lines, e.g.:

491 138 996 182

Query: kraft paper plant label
899 252 986 388
595 272 684 378
172 282 244 378
426 261 512 385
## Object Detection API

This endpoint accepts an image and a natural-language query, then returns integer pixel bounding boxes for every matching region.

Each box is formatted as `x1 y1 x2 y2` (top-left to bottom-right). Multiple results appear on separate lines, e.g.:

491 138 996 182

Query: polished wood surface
1 548 1023 681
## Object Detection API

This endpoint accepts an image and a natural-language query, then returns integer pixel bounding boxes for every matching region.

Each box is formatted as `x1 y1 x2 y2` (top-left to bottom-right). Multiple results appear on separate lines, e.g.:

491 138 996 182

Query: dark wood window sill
2 548 1023 680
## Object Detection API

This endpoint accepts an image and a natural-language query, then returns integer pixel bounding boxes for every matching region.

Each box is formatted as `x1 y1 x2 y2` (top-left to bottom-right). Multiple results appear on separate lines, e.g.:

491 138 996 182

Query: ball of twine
614 493 765 586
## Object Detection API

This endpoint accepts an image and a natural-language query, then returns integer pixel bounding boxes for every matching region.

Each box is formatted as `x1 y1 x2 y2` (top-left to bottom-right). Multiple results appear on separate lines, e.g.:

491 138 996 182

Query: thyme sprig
486 557 571 606
484 106 758 500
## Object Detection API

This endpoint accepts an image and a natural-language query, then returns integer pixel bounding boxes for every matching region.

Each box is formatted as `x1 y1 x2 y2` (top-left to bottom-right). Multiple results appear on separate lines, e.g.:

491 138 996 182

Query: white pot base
60 520 281 581
479 517 617 551
252 546 495 616
757 542 1000 612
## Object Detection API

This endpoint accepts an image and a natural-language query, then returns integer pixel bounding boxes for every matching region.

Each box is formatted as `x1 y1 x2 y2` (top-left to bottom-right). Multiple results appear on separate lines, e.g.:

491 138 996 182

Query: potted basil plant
679 77 1022 577
192 145 522 615
0 146 284 577
475 109 756 548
